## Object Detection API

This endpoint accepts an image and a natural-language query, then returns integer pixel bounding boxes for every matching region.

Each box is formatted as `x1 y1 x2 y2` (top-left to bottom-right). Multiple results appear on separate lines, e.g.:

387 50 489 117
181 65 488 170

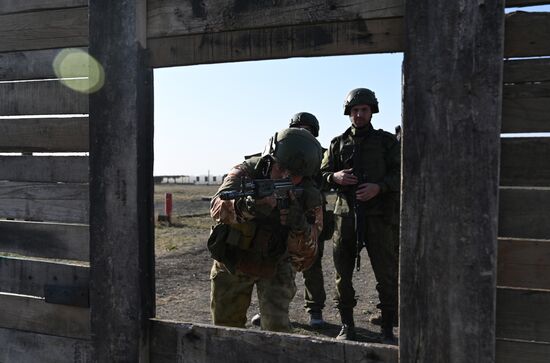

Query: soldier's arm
381 136 401 193
210 165 254 224
320 138 339 187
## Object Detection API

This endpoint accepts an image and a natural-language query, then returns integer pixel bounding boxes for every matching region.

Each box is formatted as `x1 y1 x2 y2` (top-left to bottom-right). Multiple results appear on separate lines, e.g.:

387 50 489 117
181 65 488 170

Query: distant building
155 174 223 185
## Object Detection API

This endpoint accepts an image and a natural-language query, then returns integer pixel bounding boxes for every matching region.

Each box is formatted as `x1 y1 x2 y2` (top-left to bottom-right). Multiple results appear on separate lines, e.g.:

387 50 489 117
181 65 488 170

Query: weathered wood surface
0 0 86 15
0 220 89 261
496 339 550 363
0 181 88 224
89 0 154 361
0 48 88 81
498 238 550 289
0 256 88 298
496 287 550 342
0 327 92 363
500 138 550 186
401 1 503 362
147 0 404 38
150 320 398 363
499 187 550 239
504 58 550 84
0 293 90 339
505 12 550 58
506 0 550 6
0 81 88 116
149 17 404 67
0 7 87 53
502 83 550 133
0 156 88 183
0 118 88 152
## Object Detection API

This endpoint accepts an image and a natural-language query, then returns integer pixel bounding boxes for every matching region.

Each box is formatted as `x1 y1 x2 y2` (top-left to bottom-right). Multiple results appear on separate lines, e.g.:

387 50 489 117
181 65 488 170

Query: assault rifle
219 177 302 209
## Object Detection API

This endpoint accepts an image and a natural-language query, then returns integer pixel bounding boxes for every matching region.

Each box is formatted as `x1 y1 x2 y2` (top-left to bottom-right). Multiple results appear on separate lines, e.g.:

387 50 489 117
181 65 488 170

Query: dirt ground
154 184 397 343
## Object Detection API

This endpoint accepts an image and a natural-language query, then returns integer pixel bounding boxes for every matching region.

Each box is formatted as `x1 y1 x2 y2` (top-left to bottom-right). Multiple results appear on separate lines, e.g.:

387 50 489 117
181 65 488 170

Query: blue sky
153 5 549 176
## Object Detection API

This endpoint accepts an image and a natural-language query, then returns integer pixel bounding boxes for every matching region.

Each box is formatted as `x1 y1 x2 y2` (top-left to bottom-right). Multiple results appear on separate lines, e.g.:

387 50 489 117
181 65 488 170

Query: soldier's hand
282 192 308 232
332 168 358 186
356 183 381 201
254 195 277 217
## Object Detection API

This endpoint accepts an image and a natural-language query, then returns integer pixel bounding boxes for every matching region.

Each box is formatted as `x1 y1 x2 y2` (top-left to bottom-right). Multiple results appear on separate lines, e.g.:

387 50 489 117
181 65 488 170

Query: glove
285 195 309 233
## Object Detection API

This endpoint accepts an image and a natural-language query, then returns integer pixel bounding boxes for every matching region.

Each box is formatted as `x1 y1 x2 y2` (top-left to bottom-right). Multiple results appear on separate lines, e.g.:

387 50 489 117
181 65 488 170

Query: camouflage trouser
210 259 297 332
302 238 326 314
332 214 398 313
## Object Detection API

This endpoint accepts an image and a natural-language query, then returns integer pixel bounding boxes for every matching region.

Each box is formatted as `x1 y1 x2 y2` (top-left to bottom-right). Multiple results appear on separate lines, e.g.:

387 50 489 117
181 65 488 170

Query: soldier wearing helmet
250 113 332 329
209 128 324 332
321 88 400 343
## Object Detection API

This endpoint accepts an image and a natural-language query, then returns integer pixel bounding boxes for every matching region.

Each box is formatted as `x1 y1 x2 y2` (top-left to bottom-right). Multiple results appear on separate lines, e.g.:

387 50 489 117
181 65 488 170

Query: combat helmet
343 88 379 115
289 112 320 137
262 128 322 177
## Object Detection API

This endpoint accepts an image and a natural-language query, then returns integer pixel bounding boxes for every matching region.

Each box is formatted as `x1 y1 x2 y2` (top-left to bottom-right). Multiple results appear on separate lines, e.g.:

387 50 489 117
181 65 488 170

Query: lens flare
53 48 105 93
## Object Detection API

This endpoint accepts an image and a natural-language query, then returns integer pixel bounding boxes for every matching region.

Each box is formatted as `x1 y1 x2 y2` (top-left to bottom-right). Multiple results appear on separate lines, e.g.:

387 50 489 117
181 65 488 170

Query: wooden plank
0 220 89 261
505 12 550 58
502 83 550 133
0 156 88 183
498 238 550 289
0 81 88 116
496 287 550 342
0 1 87 15
89 0 154 361
0 328 92 363
506 0 550 7
0 118 88 152
0 48 88 81
150 319 398 363
500 138 550 186
150 17 404 68
147 0 404 38
0 181 89 224
0 293 89 339
503 58 550 84
0 7 87 53
401 1 503 362
0 257 88 300
499 187 550 240
496 339 550 363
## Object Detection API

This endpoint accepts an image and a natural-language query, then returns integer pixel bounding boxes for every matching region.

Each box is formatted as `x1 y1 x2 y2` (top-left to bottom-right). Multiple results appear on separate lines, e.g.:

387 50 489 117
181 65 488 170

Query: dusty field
154 184 396 343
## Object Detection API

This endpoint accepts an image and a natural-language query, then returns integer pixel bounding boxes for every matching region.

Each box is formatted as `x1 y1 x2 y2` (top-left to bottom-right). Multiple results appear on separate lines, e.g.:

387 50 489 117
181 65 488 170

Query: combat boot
380 310 397 344
336 309 356 341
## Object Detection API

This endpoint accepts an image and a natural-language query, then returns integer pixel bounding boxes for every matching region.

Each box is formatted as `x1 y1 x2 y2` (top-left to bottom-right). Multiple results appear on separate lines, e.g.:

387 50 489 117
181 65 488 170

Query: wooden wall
0 0 549 362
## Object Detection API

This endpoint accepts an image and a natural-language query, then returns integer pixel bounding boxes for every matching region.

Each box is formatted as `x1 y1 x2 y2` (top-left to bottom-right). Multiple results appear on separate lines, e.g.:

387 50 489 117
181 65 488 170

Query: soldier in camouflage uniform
209 128 324 332
321 88 400 343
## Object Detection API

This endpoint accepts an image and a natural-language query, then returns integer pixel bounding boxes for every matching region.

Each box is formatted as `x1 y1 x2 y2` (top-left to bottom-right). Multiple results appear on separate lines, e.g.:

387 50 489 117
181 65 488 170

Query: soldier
321 88 400 343
209 128 324 332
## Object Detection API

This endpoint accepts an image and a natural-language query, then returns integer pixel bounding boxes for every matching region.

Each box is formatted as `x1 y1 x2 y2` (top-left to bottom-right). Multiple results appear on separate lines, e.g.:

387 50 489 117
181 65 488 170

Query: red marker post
164 193 173 224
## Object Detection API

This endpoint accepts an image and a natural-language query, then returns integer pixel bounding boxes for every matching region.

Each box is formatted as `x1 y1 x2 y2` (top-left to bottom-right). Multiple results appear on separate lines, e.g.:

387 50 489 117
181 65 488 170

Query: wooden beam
504 12 550 58
500 138 550 186
0 0 87 15
496 287 550 342
496 339 550 363
504 58 550 84
0 6 87 53
147 0 405 38
0 118 88 152
401 1 503 362
150 319 398 363
505 0 550 7
0 81 88 116
0 156 88 183
0 256 88 299
0 48 88 81
149 17 404 68
0 220 89 261
0 293 90 339
89 0 154 361
0 328 92 363
0 181 88 224
499 187 550 240
498 238 550 290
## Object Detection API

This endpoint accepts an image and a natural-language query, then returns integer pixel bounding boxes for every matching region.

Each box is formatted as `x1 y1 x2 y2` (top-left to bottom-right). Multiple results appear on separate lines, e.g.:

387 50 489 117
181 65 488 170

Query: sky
153 5 550 177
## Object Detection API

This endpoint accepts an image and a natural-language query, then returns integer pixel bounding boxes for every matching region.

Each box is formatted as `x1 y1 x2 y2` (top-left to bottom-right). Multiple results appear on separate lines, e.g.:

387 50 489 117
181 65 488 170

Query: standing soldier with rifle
321 88 400 343
208 128 324 332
